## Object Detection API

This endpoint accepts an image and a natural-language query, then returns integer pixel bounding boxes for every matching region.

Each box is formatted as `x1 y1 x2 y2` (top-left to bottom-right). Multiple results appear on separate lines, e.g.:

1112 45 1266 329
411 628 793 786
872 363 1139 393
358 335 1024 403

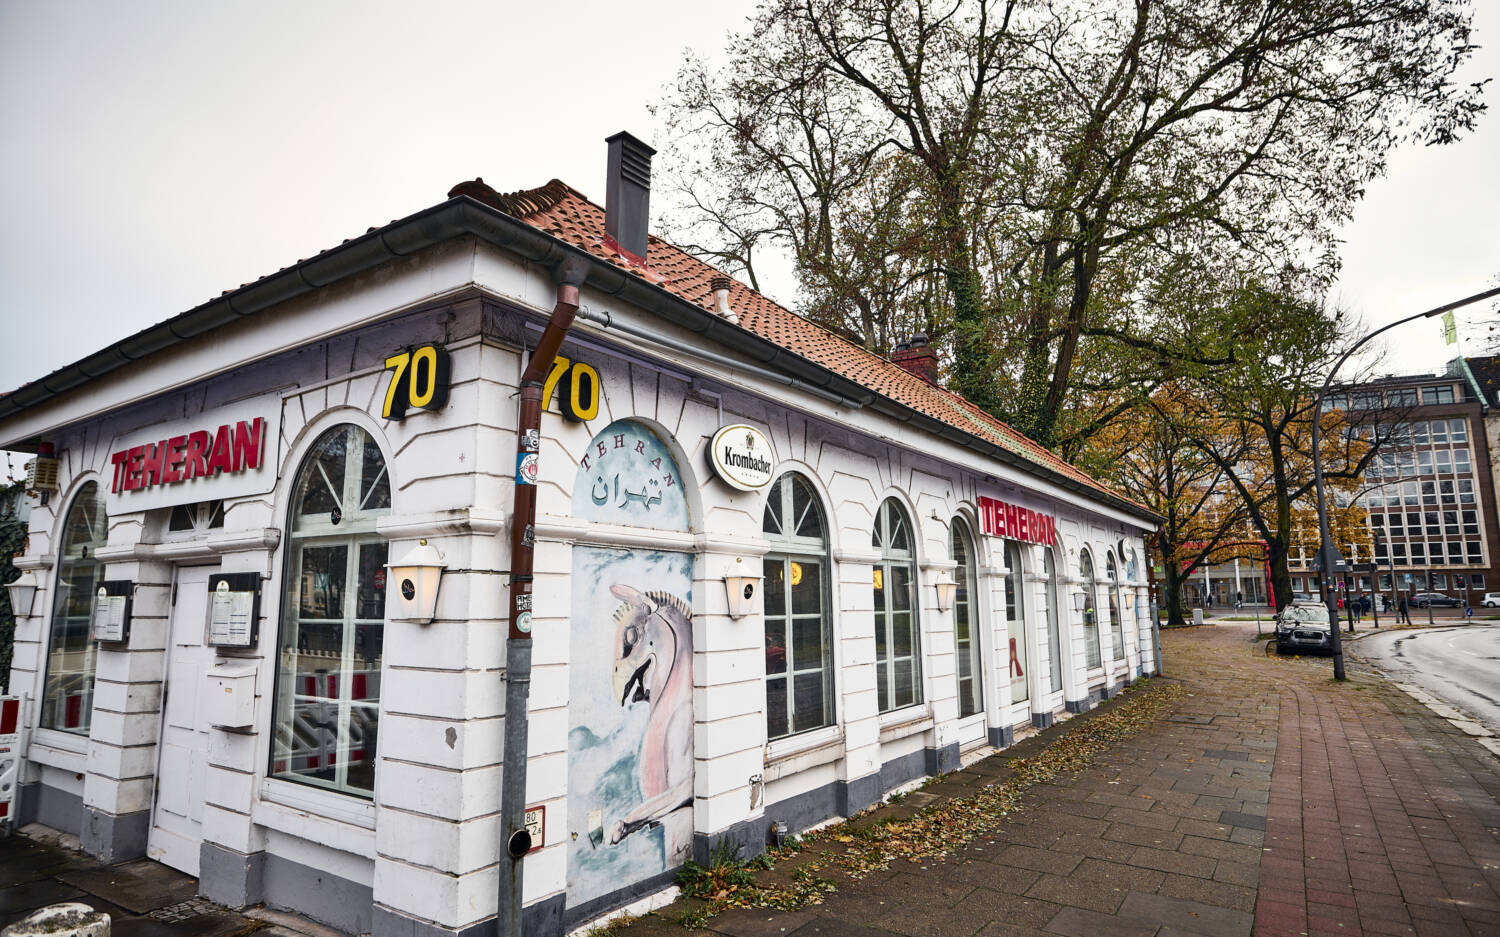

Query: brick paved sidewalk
607 622 1500 937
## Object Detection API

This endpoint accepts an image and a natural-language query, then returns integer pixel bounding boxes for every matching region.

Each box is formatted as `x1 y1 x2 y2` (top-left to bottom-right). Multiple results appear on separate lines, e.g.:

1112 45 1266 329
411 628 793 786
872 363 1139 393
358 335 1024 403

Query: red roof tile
455 178 1147 515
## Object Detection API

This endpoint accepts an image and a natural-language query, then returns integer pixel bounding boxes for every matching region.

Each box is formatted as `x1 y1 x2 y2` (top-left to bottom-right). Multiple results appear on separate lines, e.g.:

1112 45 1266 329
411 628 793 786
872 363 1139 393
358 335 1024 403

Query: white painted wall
4 239 1155 935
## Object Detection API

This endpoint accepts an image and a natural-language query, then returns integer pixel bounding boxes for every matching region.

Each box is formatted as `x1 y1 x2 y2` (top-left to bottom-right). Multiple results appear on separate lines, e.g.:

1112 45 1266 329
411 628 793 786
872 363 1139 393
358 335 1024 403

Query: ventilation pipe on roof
499 256 587 937
604 131 655 263
709 275 739 325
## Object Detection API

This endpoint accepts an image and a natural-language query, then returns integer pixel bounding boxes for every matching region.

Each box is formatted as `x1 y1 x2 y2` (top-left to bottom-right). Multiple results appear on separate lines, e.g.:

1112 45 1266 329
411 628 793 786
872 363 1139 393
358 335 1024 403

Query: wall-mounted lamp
933 572 958 612
387 539 446 623
723 574 761 619
5 569 38 618
1072 590 1089 615
723 557 762 620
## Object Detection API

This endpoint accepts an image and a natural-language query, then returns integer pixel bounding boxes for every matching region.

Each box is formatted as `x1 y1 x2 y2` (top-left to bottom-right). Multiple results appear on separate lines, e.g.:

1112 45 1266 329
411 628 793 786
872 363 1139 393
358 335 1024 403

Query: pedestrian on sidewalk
1398 594 1412 624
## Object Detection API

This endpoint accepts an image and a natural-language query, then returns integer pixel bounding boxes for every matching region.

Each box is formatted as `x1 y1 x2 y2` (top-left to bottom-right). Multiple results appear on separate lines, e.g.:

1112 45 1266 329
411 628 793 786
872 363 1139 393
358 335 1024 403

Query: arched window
271 425 392 797
873 498 920 712
763 472 833 739
1042 549 1063 694
1080 549 1101 669
1005 542 1028 706
1107 552 1125 661
41 481 107 733
950 518 981 718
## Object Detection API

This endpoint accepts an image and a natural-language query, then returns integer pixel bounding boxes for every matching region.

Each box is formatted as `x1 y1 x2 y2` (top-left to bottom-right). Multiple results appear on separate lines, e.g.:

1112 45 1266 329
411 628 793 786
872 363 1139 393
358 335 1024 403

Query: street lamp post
1311 286 1500 681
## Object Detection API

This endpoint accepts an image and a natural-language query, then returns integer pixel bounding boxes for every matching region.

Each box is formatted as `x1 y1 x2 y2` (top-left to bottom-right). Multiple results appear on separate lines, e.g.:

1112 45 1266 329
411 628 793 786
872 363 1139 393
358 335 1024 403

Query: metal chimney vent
605 131 655 261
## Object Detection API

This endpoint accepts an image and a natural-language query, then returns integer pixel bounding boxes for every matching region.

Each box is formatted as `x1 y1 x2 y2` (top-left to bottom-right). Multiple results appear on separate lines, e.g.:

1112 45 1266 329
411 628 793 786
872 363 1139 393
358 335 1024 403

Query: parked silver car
1275 603 1332 655
1411 592 1463 608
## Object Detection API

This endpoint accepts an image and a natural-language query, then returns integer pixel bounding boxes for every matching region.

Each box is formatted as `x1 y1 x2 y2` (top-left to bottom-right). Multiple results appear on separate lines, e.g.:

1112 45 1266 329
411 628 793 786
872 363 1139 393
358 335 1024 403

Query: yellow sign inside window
873 568 883 590
790 561 803 586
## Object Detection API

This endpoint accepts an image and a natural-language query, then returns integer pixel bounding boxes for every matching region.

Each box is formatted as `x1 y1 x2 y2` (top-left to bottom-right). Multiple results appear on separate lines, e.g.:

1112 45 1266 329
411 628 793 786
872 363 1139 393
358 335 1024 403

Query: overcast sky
1 0 1496 403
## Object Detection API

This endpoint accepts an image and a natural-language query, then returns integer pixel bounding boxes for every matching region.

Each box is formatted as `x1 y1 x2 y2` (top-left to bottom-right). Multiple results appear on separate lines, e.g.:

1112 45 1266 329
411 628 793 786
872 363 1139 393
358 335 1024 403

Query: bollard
1 902 110 937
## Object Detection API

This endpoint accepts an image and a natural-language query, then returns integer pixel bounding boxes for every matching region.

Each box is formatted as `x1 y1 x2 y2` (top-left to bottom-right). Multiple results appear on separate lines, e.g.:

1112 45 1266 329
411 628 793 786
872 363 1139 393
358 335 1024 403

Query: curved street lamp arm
1311 285 1500 681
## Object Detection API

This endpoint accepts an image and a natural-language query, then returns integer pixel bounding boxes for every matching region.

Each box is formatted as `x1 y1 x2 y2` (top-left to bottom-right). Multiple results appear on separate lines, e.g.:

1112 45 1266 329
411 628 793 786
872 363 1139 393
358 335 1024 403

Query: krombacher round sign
709 424 776 491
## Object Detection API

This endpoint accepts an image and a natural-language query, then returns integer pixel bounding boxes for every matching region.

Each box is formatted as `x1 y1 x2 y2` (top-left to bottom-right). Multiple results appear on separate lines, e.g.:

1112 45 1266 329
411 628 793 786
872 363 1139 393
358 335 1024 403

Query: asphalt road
1353 623 1500 734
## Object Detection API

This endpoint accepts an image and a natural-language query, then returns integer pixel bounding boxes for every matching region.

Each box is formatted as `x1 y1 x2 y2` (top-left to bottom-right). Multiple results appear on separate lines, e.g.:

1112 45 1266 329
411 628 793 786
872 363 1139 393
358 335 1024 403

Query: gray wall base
17 782 83 836
264 851 373 937
764 779 840 843
80 806 149 864
1065 697 1091 714
373 903 518 937
838 773 881 816
925 743 960 776
1031 711 1055 730
694 818 767 867
199 842 265 909
987 725 1015 750
879 749 925 793
563 868 678 934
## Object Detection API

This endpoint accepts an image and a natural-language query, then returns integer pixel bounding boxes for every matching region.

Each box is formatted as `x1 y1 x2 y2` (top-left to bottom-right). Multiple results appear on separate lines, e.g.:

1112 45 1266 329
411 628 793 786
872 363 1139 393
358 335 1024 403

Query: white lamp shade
723 574 761 619
6 570 38 618
933 572 958 612
1072 590 1088 614
387 541 446 623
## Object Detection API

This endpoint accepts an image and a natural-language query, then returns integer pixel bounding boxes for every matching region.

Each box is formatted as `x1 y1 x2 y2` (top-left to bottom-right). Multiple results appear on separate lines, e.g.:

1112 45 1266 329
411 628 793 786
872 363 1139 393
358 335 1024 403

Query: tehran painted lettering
977 495 1056 546
573 420 690 530
109 419 266 494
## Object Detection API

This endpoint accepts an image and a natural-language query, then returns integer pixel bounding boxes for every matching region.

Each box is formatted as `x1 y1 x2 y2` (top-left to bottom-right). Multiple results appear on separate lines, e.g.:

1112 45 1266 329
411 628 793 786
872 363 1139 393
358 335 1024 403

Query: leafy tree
660 0 1485 448
1187 285 1393 610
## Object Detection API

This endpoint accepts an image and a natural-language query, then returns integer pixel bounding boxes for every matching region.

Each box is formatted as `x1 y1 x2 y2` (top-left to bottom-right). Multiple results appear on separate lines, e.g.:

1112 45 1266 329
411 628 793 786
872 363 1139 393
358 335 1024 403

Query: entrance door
147 566 215 875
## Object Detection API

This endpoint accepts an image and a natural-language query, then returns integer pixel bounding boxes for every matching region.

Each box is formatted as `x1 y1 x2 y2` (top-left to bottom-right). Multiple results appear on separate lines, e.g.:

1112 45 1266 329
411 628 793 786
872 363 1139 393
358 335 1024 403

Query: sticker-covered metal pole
499 272 581 937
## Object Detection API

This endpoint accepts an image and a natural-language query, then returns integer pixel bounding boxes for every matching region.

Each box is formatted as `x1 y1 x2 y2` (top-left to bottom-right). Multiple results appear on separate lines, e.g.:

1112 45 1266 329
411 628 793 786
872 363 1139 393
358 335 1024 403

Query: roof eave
0 196 1161 526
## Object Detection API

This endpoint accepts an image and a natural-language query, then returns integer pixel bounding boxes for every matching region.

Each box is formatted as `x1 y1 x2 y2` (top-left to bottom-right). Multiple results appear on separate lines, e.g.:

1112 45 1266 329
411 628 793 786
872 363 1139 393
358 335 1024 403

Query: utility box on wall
206 664 256 730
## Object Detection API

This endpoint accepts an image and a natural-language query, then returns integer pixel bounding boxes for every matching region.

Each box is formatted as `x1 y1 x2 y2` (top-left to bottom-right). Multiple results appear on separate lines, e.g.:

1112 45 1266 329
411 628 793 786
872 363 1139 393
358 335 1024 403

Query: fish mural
567 421 695 908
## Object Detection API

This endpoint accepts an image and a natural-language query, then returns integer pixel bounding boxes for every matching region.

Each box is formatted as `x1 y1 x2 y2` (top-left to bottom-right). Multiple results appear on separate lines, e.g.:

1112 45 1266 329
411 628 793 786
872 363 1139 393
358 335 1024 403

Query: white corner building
0 133 1160 937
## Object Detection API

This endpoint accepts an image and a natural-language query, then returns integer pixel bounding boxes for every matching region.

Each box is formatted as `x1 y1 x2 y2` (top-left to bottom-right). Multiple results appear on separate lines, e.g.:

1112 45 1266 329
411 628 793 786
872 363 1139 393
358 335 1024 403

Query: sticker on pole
515 611 533 634
516 452 539 485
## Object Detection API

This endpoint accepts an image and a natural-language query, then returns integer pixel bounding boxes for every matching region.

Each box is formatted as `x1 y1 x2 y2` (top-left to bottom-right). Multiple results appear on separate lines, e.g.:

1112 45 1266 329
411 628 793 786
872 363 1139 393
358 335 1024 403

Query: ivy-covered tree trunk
1158 552 1189 628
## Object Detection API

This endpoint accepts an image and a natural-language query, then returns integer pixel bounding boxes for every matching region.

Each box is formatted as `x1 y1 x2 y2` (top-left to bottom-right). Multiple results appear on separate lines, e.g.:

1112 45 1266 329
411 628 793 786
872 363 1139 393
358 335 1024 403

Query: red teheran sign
110 418 266 494
977 495 1056 546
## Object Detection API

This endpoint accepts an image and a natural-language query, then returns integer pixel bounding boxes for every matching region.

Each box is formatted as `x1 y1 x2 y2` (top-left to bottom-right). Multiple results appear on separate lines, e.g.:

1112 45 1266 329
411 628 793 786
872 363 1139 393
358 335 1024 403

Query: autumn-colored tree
1087 383 1251 626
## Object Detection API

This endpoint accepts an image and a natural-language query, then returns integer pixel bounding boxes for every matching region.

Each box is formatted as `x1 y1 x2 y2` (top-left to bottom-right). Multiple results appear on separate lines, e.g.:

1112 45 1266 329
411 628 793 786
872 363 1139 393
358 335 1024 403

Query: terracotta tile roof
452 178 1148 515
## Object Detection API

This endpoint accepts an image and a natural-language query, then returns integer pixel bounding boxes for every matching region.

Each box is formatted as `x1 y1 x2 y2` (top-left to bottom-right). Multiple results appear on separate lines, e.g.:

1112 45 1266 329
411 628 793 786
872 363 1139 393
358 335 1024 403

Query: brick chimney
892 332 939 385
604 131 655 262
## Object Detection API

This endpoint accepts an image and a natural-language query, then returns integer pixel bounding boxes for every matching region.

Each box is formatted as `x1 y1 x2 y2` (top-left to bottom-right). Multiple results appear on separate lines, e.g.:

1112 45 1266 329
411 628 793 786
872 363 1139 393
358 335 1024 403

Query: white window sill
877 706 933 744
260 776 376 830
29 730 88 773
765 725 844 781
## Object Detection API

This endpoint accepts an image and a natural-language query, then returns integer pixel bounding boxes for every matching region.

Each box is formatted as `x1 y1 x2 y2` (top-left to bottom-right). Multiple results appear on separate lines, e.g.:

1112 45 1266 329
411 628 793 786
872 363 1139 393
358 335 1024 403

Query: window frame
39 480 108 735
872 498 922 713
950 516 982 719
761 471 836 741
1080 549 1101 670
269 423 394 799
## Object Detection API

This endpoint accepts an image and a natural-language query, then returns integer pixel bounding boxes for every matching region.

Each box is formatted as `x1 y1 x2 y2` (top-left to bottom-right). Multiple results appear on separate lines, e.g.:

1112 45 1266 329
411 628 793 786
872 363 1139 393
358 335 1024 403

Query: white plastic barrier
2 903 110 937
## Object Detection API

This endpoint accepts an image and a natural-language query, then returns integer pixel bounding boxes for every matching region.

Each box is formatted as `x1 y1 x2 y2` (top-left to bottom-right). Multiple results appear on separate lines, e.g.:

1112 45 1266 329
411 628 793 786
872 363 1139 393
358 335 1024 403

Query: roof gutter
0 196 1160 526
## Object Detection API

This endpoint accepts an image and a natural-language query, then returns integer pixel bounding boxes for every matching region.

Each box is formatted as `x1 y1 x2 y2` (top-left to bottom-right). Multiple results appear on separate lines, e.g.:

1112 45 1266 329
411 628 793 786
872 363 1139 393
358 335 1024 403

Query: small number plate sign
523 805 545 853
